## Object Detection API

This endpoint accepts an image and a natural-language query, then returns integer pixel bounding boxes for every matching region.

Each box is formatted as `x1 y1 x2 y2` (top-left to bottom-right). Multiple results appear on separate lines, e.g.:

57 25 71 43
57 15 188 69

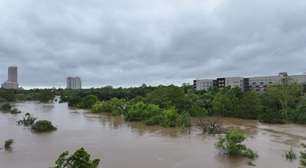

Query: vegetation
216 129 258 159
1 103 12 111
2 82 306 127
52 148 100 168
32 120 57 132
285 147 297 161
301 144 306 167
4 139 14 150
17 113 37 126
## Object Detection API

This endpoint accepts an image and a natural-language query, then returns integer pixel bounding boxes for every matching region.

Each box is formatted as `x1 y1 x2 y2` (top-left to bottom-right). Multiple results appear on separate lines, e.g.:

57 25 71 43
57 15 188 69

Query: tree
216 129 257 159
239 91 262 119
80 95 98 109
52 148 100 168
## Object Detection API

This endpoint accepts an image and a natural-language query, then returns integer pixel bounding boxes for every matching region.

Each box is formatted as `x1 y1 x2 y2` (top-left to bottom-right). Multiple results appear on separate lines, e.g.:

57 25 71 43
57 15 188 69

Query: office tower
1 66 19 89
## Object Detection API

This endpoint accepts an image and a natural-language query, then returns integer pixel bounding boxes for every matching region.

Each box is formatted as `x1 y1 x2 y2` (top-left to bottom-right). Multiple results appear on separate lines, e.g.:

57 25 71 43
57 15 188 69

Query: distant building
66 77 82 89
1 66 19 89
194 72 306 92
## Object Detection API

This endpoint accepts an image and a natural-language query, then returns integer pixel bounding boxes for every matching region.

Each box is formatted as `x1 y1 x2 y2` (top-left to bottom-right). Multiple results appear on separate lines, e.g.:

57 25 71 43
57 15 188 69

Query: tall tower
1 66 19 89
8 66 18 83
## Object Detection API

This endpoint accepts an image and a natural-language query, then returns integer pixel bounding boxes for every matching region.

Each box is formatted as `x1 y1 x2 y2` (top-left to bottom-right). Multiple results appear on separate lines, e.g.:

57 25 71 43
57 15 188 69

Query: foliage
161 108 178 127
52 148 100 168
80 95 98 109
4 139 14 150
1 103 12 111
10 108 22 114
17 113 37 126
125 102 161 122
197 118 224 134
285 147 296 161
216 129 258 159
301 144 306 167
32 120 57 132
91 98 126 116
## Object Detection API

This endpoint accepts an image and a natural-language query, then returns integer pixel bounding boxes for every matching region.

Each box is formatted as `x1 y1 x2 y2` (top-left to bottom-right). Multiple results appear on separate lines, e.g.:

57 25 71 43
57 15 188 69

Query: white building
1 66 19 89
194 72 306 92
66 77 82 89
193 79 214 91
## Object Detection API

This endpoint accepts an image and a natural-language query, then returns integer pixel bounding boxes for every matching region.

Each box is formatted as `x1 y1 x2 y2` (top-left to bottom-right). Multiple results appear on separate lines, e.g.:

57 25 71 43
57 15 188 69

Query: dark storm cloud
0 0 306 88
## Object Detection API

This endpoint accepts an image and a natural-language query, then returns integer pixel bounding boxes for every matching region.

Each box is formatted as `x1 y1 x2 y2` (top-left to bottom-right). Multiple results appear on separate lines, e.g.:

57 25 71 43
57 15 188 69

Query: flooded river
1 102 306 168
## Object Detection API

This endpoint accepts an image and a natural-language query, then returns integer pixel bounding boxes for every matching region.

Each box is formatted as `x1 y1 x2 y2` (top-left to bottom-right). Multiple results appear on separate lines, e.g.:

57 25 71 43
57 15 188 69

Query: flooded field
1 102 305 168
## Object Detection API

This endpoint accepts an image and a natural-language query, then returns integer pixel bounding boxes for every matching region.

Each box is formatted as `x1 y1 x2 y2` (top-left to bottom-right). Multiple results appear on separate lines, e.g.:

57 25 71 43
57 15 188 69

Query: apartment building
194 72 306 92
66 77 82 89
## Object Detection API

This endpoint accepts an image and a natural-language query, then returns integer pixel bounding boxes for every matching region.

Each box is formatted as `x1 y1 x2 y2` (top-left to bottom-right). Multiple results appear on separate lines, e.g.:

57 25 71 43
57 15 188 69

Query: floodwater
0 101 306 168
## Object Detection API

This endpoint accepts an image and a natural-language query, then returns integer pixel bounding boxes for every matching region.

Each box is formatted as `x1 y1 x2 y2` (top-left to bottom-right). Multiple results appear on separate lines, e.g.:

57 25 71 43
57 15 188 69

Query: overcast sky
0 0 306 88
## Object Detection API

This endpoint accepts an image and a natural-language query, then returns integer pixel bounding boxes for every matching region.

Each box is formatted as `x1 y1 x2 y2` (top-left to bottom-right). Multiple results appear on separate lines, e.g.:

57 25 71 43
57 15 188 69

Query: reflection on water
0 102 305 168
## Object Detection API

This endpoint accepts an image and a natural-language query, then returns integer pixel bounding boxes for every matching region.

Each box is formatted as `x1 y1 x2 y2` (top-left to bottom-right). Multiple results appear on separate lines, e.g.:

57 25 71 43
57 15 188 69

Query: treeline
1 83 306 125
61 83 306 125
0 89 56 103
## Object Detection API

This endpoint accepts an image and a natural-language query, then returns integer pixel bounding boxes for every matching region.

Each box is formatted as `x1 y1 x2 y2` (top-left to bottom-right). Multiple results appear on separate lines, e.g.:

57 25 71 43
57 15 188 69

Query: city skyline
1 0 306 88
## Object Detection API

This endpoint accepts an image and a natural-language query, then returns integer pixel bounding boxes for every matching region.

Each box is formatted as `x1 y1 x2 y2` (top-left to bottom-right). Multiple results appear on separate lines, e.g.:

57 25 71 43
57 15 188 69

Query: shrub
161 108 178 127
10 108 21 114
125 102 161 122
285 147 296 161
32 120 57 132
177 112 191 128
52 148 100 168
216 129 258 159
1 103 12 111
17 113 37 126
80 95 98 109
301 144 306 167
4 139 14 150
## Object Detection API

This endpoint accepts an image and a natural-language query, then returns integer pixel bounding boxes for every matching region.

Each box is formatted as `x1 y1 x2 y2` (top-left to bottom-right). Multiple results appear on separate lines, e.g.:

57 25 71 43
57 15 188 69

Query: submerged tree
32 120 57 132
17 113 37 126
4 139 14 150
52 148 101 168
285 146 297 161
216 129 258 160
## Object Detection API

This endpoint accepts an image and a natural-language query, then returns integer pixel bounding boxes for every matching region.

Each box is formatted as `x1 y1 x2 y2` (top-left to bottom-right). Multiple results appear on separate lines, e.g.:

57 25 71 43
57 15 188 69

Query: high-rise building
66 77 82 89
1 66 19 89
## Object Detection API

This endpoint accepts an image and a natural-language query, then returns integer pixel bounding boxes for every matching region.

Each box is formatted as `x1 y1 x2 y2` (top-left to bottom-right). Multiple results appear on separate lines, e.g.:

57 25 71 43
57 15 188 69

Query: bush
10 108 21 114
91 98 127 116
161 108 178 127
4 139 14 150
125 102 161 122
80 95 98 109
52 148 100 168
17 113 37 126
32 120 57 132
285 147 296 161
177 112 191 128
301 144 306 167
216 129 258 159
1 103 12 111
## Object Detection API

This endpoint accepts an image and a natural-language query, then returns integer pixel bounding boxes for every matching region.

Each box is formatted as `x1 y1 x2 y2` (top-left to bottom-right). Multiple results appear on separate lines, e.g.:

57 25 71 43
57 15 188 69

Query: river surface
0 101 306 168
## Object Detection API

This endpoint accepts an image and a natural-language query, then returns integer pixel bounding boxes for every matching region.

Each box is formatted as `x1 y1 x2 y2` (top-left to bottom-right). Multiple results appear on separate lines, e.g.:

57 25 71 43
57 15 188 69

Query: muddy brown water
0 101 305 168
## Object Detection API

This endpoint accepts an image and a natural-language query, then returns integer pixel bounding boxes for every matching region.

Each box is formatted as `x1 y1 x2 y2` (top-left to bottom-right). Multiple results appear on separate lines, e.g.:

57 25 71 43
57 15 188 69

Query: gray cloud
0 0 306 88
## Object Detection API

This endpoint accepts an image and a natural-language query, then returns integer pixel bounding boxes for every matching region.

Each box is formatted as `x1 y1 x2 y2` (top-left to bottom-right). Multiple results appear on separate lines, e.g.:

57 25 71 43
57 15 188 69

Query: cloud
0 0 305 88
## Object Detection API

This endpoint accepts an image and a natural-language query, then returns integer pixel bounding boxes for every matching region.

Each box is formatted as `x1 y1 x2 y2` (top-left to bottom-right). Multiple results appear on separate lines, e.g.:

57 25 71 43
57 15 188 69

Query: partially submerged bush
4 139 14 150
10 108 22 114
301 144 306 167
285 147 296 161
32 120 57 132
1 103 12 111
197 118 224 134
216 129 258 160
17 113 37 126
52 148 100 168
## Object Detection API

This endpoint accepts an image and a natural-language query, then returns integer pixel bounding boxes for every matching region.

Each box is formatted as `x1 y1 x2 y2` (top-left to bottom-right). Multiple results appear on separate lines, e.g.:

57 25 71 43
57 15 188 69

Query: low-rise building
194 72 306 92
